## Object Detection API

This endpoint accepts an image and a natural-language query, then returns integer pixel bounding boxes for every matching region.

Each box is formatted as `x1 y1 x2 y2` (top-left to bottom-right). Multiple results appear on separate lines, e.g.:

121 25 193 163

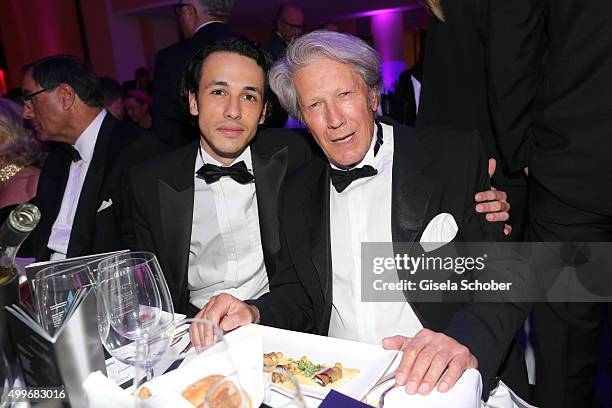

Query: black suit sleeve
443 133 532 398
248 195 317 334
487 0 547 173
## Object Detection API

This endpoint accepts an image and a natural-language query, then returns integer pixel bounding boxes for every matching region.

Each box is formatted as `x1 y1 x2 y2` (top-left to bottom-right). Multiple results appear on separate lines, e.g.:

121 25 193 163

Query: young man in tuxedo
128 39 313 317
22 55 152 262
196 31 530 404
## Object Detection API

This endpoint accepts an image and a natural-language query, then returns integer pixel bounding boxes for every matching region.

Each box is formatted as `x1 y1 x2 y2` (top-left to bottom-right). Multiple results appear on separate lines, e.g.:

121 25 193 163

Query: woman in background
0 98 46 226
125 90 153 129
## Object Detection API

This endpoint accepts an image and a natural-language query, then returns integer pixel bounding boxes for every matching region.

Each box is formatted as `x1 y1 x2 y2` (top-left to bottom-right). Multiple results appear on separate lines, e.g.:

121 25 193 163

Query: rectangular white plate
224 324 398 401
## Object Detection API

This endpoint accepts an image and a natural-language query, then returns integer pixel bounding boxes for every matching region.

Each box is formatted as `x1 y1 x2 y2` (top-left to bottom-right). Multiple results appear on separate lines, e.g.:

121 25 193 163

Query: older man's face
294 57 378 168
21 72 66 142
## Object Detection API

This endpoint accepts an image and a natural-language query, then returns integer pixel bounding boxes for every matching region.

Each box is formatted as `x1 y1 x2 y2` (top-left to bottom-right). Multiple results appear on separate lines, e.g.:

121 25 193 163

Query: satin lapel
158 143 198 308
252 145 289 260
305 165 332 306
390 125 437 317
391 125 435 247
67 118 115 257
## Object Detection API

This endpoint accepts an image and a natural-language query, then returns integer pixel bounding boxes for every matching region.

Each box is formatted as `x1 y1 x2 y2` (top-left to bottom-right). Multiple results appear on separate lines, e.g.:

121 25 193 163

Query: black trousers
528 177 612 408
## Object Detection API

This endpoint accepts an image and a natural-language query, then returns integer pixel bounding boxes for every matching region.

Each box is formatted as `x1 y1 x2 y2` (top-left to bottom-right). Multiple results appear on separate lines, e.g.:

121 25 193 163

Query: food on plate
138 374 250 408
181 374 224 406
264 352 358 388
263 352 283 367
207 377 250 408
138 386 152 399
314 364 343 386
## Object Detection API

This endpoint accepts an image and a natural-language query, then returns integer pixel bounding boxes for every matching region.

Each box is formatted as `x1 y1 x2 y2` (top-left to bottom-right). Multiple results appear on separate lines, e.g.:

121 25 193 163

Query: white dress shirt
188 146 269 308
48 110 107 261
328 122 423 345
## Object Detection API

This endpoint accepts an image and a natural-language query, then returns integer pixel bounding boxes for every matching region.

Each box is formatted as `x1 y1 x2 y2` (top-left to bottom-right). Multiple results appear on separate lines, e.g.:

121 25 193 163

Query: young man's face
293 57 378 168
189 51 267 166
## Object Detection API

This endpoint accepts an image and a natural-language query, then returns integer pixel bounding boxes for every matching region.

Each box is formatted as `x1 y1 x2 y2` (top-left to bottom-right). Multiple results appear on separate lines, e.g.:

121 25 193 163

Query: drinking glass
34 262 94 336
96 252 174 381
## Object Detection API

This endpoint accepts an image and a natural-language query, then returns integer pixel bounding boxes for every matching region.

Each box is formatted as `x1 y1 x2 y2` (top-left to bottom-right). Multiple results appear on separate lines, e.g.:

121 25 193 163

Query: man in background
152 0 234 149
98 76 124 120
22 55 150 261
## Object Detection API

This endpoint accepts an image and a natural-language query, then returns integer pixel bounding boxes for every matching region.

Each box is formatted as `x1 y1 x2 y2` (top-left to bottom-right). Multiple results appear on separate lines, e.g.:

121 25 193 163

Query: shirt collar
194 20 224 35
73 109 106 163
197 144 253 171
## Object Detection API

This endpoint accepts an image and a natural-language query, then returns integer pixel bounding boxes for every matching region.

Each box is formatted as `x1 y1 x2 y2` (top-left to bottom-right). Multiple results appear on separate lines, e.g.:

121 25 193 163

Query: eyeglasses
279 18 305 30
173 3 193 16
21 88 50 105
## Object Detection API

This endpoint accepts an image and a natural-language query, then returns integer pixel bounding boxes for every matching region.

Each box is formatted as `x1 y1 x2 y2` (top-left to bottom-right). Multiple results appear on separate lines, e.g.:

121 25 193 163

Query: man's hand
190 293 259 350
382 329 478 395
475 158 512 235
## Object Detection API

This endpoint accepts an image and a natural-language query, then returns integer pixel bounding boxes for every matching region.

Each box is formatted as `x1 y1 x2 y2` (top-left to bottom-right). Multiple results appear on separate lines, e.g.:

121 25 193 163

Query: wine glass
34 262 94 336
96 252 174 381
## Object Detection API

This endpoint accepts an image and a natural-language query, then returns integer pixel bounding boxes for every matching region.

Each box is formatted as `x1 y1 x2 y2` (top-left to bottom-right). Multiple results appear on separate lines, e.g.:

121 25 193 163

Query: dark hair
25 55 104 108
98 76 123 106
180 37 273 107
134 67 149 78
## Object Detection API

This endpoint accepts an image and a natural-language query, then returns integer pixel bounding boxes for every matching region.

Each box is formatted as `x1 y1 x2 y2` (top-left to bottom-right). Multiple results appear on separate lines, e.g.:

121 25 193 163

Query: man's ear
188 91 199 116
369 88 379 113
259 102 268 125
57 84 76 111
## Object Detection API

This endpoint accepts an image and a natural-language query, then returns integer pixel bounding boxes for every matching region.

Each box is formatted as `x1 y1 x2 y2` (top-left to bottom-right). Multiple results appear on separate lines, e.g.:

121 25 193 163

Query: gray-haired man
194 31 526 403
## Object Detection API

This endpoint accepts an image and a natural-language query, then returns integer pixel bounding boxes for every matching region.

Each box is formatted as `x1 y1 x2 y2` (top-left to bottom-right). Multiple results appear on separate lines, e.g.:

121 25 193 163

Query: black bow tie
196 161 254 184
330 165 378 193
58 143 82 162
329 121 384 193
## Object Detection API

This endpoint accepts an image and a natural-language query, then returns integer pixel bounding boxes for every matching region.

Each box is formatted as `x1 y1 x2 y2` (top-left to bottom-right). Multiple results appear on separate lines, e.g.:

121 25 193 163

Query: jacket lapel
158 141 198 309
252 144 289 264
391 125 436 246
67 115 116 257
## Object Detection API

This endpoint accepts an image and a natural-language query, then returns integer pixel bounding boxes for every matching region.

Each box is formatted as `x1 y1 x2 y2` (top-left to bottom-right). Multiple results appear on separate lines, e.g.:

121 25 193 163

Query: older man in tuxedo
21 55 152 261
195 31 530 402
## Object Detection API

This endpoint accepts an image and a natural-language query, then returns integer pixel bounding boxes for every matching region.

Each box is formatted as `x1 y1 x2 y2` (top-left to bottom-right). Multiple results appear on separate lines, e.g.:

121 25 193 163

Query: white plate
224 324 398 401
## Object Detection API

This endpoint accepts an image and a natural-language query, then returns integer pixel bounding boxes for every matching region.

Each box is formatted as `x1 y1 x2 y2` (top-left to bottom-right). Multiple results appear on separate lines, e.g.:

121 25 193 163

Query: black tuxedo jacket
488 0 612 215
151 22 234 149
31 114 150 261
252 123 529 399
128 129 313 315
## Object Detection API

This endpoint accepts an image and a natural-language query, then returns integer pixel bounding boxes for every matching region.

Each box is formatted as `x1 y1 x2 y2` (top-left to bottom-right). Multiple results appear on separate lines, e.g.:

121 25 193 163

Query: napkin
82 371 134 408
419 212 458 252
140 335 264 407
83 335 264 407
363 368 481 408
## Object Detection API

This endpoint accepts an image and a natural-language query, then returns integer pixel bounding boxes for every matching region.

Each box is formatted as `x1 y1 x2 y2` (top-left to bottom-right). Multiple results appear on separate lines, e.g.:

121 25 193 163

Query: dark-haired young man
128 38 312 316
22 55 152 261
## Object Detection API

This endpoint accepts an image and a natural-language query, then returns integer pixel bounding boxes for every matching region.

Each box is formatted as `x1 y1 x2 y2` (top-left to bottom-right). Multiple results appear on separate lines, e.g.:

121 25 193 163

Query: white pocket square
97 199 113 213
419 212 458 252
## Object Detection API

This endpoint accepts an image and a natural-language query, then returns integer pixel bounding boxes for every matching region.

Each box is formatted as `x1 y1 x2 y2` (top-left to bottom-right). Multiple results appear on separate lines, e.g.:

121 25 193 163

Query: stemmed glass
96 252 174 382
34 262 94 336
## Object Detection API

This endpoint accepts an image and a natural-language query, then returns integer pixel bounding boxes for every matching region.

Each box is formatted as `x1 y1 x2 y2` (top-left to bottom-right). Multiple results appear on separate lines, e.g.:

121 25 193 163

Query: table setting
1 250 486 408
